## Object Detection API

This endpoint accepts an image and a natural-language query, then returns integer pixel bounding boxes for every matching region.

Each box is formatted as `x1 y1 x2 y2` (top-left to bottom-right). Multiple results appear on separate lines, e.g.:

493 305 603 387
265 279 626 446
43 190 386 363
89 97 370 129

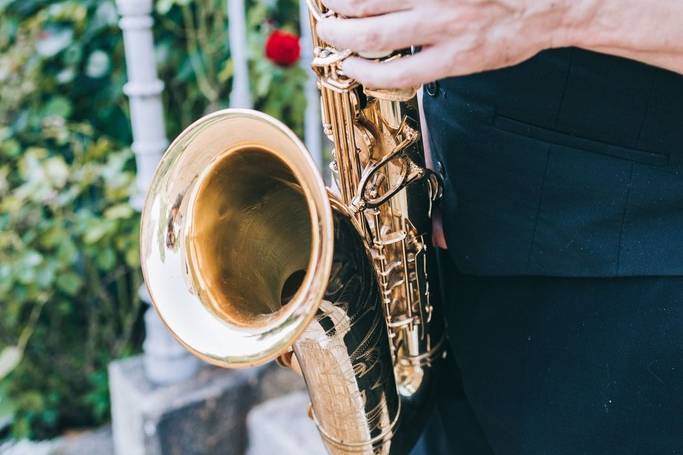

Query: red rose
265 30 301 67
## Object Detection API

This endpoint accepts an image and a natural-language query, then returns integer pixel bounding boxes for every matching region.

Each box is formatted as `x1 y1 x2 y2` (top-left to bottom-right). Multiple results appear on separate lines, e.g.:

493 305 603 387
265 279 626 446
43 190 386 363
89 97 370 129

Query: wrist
550 0 603 49
525 0 587 51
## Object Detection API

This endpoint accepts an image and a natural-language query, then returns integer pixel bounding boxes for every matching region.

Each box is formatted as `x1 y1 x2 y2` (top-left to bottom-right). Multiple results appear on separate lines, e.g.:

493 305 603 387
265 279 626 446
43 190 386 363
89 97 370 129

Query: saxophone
140 2 445 453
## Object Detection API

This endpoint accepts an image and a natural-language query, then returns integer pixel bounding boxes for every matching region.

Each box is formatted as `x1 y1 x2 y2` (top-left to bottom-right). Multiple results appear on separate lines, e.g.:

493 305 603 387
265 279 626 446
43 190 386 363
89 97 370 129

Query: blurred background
0 0 327 453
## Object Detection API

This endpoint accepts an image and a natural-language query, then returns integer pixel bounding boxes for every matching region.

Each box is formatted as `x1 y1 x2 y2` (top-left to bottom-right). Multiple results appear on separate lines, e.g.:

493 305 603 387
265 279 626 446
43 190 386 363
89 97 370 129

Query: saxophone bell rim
140 109 335 369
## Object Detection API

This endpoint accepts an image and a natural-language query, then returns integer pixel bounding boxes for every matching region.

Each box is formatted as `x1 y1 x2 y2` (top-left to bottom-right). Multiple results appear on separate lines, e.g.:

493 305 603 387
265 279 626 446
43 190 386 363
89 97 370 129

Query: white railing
116 0 323 385
117 0 202 386
299 0 324 169
228 0 252 109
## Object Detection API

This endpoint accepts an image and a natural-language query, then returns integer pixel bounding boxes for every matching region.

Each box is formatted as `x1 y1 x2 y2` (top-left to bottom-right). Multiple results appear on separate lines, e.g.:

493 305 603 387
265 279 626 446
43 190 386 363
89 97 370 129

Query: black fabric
417 48 683 455
427 252 683 455
423 48 683 277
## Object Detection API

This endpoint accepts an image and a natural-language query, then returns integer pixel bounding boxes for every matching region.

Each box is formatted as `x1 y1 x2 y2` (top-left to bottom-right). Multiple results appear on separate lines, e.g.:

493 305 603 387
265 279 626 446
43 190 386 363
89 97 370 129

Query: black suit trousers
419 251 683 455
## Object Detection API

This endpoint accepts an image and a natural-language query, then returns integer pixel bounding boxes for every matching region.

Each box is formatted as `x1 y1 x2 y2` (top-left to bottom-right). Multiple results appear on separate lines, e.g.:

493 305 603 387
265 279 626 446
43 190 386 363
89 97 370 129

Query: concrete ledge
246 392 325 455
110 357 255 455
109 356 306 455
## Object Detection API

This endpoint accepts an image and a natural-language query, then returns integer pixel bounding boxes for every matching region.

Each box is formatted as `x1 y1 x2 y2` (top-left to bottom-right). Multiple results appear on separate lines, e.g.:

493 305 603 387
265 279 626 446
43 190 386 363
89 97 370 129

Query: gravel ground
0 426 113 455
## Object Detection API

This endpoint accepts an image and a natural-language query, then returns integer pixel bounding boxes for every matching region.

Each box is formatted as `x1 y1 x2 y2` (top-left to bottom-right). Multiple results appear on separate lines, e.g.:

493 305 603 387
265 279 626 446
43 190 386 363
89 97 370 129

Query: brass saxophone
140 1 445 453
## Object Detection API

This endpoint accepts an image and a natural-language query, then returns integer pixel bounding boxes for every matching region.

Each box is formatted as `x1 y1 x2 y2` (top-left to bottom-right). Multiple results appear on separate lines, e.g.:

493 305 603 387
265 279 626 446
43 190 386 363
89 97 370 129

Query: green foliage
0 0 140 439
0 0 306 440
154 0 306 136
247 1 307 127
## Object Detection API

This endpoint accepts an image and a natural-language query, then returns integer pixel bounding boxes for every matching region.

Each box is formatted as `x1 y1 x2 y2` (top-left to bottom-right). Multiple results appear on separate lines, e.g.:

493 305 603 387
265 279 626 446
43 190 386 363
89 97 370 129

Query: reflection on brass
188 148 313 327
140 2 445 453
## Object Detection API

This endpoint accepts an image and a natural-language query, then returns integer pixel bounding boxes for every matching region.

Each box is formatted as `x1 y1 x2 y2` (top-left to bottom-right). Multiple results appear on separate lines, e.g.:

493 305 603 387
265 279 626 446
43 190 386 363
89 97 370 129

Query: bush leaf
56 272 83 296
0 346 23 380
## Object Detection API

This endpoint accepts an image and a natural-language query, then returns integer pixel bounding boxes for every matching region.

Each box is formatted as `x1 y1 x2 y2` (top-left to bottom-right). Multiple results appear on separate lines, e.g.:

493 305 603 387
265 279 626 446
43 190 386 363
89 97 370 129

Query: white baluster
299 0 324 171
229 0 253 108
116 0 200 385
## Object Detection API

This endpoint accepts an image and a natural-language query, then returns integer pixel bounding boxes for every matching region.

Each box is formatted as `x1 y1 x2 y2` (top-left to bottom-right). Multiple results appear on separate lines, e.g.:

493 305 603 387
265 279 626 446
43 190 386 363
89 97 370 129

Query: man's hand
317 0 683 86
317 0 573 88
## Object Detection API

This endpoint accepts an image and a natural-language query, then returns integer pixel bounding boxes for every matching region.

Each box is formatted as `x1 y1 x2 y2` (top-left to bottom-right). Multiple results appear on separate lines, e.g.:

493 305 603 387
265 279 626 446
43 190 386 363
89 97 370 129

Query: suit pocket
493 114 669 166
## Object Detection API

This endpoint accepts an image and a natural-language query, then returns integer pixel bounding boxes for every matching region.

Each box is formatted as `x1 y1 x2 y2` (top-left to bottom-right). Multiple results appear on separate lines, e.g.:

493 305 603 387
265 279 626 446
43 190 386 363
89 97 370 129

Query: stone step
108 356 305 455
246 392 325 455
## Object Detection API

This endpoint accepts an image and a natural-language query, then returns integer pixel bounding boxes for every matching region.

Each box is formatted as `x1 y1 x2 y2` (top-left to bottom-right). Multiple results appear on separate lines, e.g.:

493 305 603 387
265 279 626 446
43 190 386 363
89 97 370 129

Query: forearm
565 0 683 74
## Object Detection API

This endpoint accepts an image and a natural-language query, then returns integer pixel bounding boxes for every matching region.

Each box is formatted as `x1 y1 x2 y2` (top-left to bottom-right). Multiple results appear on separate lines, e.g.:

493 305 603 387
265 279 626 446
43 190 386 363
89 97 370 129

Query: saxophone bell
141 110 402 454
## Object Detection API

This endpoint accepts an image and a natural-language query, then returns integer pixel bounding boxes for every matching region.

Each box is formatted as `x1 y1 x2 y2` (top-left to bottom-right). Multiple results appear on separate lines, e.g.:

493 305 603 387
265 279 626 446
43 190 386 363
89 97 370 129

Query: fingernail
357 50 392 59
